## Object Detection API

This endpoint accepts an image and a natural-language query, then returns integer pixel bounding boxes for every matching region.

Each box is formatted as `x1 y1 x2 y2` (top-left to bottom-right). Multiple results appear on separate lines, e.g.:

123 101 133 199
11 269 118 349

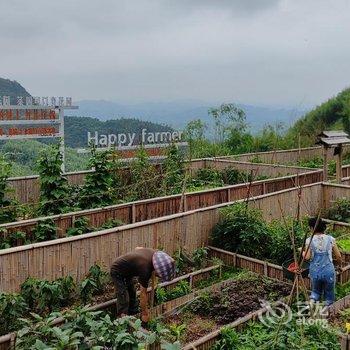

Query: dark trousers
111 273 139 315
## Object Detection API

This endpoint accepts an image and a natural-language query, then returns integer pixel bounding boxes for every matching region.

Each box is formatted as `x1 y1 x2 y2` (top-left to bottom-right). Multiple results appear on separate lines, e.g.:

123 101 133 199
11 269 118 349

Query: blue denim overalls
309 235 335 306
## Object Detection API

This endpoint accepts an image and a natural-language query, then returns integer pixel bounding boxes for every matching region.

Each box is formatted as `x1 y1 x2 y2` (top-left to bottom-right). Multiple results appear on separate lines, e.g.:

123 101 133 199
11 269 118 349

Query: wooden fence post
264 262 268 276
131 204 136 223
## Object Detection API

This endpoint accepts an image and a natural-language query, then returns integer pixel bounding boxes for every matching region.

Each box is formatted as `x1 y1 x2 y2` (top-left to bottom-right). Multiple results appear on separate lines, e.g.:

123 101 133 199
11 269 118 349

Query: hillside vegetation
0 78 30 104
2 77 350 170
286 88 350 146
65 116 172 148
0 140 89 176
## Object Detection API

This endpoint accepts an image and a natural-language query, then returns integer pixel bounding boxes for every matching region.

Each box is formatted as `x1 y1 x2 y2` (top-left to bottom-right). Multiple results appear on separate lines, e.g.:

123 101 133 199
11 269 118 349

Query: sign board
0 96 78 171
77 128 188 159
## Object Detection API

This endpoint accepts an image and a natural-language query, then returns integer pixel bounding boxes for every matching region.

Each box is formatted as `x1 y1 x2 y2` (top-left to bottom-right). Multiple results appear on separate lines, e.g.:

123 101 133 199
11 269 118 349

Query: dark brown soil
202 275 291 325
163 274 292 344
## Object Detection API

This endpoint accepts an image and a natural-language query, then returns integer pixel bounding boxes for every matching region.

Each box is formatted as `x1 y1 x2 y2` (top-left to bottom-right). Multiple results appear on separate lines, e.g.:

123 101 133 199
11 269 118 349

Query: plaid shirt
152 251 175 282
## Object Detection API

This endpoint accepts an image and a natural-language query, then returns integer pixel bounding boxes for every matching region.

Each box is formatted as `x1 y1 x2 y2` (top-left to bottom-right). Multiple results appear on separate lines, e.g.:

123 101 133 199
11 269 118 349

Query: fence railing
0 181 325 292
6 157 318 205
220 145 350 164
0 170 323 242
204 158 318 177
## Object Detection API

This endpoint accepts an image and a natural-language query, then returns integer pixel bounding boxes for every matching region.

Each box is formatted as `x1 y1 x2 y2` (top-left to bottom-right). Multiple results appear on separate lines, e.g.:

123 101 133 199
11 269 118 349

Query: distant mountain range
66 99 307 133
0 77 307 135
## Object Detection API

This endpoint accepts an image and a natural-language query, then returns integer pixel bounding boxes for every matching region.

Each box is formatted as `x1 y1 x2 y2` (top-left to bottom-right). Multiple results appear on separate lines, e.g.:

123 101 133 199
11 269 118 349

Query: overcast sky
1 0 349 108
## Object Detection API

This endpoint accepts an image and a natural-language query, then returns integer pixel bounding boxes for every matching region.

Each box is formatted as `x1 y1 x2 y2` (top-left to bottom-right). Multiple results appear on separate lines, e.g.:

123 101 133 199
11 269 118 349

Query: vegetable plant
192 247 208 269
20 276 75 313
328 198 350 223
0 230 29 249
79 144 123 209
0 155 18 223
0 292 28 335
32 219 57 242
37 144 70 215
66 217 91 236
79 264 109 303
16 309 171 349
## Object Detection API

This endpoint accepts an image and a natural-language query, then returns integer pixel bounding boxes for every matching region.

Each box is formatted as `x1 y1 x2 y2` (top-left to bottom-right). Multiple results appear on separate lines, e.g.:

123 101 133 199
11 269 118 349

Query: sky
1 0 350 108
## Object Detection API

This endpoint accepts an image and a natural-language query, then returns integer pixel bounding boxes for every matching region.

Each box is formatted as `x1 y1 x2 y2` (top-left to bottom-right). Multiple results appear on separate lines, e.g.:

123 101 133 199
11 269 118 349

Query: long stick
150 272 156 319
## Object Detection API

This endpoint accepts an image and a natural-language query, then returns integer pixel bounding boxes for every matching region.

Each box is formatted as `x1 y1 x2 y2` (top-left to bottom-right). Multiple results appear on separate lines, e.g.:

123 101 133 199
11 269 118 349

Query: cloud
1 0 349 107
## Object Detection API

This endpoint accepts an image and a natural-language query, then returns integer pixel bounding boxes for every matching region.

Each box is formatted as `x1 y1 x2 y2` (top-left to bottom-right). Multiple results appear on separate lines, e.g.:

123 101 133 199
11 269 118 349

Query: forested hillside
65 116 172 148
286 88 350 146
0 78 30 104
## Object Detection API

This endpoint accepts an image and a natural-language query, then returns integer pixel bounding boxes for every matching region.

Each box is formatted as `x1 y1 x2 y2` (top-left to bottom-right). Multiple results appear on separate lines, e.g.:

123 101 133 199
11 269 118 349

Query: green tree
208 103 246 143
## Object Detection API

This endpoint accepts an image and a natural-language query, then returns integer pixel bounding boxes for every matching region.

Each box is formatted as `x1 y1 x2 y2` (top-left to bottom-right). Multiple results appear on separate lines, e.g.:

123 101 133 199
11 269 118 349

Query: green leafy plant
99 218 124 230
128 146 161 201
0 292 28 335
212 327 240 350
162 143 185 195
37 144 70 215
16 309 168 350
79 145 123 209
192 247 208 269
66 217 91 236
20 276 75 313
79 264 109 303
166 281 191 301
328 198 350 223
0 230 30 249
211 203 271 260
169 323 186 341
0 155 18 223
337 238 350 252
155 287 168 305
32 219 57 242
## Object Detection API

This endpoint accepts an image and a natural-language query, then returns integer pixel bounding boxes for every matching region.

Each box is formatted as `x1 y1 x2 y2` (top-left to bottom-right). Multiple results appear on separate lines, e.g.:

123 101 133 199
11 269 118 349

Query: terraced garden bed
149 274 291 346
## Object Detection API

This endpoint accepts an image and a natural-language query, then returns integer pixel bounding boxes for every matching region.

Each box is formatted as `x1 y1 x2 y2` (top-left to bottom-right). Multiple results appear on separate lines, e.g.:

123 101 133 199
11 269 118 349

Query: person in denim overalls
303 218 342 306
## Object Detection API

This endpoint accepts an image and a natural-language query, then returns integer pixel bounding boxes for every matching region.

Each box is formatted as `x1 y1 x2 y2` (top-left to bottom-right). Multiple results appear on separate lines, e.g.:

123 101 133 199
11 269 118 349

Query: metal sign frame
0 96 78 171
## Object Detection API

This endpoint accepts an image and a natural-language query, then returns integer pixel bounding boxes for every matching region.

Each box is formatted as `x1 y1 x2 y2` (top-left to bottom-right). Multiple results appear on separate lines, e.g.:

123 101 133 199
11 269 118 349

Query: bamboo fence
0 170 323 240
6 158 317 205
0 182 326 292
220 144 350 164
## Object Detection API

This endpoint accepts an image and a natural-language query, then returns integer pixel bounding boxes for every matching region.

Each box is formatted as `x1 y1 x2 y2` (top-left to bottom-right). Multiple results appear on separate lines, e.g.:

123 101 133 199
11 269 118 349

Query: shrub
211 204 271 259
